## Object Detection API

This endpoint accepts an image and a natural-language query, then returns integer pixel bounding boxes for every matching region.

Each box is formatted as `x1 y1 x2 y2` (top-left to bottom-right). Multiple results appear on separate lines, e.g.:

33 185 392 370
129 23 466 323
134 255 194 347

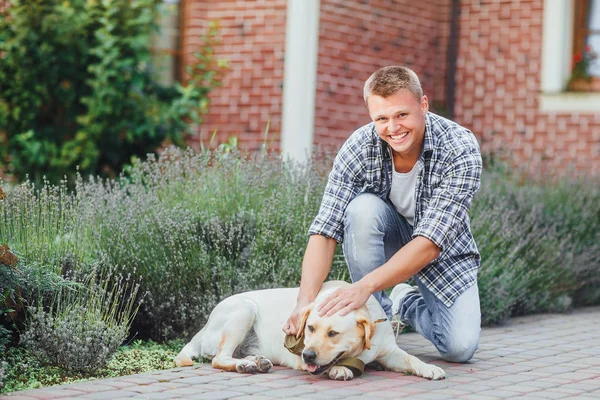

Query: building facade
170 0 600 176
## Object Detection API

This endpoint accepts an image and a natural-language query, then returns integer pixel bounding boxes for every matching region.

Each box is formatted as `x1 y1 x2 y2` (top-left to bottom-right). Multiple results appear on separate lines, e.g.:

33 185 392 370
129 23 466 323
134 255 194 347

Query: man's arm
317 236 440 317
282 234 337 335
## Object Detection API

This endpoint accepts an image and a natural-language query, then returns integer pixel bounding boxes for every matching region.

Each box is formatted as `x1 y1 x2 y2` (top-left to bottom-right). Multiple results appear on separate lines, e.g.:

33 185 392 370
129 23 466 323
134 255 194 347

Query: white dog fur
174 281 445 380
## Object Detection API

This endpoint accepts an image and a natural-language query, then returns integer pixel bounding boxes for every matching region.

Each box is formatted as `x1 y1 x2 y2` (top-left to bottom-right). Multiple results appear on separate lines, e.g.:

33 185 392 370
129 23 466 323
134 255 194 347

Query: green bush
0 0 223 184
20 268 140 374
1 148 599 344
90 147 342 340
1 340 179 393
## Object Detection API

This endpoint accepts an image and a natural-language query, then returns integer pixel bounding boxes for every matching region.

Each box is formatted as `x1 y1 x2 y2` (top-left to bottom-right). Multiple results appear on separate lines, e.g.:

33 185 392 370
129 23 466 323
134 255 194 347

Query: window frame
570 0 600 91
149 0 187 84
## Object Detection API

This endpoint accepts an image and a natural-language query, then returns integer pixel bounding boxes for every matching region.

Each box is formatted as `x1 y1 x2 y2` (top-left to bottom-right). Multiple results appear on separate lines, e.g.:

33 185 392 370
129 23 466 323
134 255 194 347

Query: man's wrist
357 277 377 295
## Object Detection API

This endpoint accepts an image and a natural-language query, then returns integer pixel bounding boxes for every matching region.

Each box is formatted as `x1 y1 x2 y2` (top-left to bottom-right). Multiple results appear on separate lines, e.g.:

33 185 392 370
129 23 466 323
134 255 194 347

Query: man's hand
317 282 371 317
282 302 311 337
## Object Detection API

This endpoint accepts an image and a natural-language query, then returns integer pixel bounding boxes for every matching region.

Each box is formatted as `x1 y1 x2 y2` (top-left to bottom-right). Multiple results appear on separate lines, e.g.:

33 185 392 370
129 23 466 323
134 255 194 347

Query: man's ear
357 317 376 350
297 305 313 339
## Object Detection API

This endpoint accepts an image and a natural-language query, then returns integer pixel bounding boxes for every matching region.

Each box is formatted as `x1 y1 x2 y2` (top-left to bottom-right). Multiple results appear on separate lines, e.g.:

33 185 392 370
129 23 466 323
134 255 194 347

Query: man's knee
344 193 387 229
439 334 479 363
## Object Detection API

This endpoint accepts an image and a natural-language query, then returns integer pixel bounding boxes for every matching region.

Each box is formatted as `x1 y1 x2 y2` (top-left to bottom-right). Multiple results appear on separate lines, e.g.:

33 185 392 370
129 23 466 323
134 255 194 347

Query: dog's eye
328 330 338 337
307 325 315 333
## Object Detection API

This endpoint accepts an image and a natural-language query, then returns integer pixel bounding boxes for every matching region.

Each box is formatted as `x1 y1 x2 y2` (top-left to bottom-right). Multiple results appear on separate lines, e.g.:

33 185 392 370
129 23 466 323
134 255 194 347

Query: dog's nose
302 349 317 363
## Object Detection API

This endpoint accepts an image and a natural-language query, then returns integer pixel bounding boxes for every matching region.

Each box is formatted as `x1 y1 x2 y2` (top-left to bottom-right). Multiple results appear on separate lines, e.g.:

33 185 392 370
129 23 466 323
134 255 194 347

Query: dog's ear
296 305 312 339
357 317 376 350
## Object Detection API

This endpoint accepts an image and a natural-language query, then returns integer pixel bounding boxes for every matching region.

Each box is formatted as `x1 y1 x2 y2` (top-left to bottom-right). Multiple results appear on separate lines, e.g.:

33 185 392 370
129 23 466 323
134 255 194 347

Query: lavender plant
20 267 140 374
0 361 5 390
90 147 334 340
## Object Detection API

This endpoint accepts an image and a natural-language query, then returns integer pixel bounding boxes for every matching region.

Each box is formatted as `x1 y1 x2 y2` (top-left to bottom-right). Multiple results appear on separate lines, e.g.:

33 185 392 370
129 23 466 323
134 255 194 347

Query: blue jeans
343 193 481 363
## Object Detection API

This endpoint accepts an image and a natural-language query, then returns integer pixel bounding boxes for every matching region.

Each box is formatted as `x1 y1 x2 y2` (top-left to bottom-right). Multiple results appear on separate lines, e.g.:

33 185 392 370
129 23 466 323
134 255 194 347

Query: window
569 0 600 91
150 0 185 86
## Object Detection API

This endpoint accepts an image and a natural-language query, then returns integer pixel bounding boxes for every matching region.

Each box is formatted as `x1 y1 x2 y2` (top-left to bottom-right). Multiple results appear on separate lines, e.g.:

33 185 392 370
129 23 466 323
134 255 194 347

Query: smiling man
283 66 483 363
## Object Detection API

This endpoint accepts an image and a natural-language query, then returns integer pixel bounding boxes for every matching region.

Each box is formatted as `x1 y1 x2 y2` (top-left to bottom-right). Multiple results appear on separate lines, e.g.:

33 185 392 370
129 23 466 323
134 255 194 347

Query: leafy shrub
20 269 140 374
1 340 179 393
0 361 5 391
90 147 339 340
1 146 599 344
0 0 224 184
472 166 589 325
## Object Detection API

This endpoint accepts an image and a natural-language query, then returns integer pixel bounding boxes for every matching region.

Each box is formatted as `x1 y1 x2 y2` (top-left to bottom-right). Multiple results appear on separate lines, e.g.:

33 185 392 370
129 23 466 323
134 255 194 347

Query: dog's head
297 304 375 375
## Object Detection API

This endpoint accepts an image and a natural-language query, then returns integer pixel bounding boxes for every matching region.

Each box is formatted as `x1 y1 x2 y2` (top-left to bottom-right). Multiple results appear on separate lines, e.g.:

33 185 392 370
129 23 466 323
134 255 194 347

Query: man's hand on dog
317 282 371 317
283 302 311 336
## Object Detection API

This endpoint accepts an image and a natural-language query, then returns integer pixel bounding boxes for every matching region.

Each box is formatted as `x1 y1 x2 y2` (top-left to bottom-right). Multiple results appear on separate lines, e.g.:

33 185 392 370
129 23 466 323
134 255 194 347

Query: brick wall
454 0 600 176
314 0 452 149
182 0 287 152
183 0 452 153
182 0 599 176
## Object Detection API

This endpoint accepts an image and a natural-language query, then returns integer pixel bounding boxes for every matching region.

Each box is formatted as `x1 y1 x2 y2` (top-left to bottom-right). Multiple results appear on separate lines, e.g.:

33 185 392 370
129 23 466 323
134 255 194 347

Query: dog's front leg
377 345 445 380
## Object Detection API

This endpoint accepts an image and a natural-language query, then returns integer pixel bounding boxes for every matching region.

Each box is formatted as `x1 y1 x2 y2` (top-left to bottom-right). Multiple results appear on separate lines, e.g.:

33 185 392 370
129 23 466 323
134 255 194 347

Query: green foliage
0 0 224 184
1 340 179 393
1 145 599 354
473 165 598 325
20 268 140 374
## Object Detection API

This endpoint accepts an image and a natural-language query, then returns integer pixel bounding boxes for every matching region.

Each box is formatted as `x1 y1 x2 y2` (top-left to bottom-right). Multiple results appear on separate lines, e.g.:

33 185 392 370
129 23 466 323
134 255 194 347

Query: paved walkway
3 307 600 400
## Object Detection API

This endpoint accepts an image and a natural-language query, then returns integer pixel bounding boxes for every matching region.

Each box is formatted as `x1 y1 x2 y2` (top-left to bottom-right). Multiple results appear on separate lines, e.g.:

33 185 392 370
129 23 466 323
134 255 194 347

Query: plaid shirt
309 112 482 307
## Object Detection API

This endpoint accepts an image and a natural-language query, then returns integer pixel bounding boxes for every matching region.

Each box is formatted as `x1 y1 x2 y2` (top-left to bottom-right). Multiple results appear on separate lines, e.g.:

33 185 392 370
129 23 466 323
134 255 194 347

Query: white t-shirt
389 161 418 226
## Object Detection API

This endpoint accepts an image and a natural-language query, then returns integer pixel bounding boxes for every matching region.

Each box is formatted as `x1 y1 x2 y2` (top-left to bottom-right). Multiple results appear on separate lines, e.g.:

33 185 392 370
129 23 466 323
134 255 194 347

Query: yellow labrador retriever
174 281 445 380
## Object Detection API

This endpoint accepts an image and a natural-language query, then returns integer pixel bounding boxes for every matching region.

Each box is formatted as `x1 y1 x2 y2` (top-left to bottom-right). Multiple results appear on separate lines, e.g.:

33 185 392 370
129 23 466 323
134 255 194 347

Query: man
282 66 482 363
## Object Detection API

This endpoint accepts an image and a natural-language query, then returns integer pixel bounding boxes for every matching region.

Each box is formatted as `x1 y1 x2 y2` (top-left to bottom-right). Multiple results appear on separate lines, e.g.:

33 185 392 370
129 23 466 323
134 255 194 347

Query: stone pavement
2 307 600 400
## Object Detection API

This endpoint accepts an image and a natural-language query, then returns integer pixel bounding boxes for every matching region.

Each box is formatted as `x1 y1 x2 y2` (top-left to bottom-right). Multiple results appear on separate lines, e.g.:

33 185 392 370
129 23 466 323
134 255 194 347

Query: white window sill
539 92 600 112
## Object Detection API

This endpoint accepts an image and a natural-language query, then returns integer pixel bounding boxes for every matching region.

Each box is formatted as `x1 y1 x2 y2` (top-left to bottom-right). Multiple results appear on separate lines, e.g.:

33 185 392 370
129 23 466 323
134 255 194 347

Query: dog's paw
242 355 273 373
236 359 259 374
174 354 194 367
256 357 273 373
414 363 446 380
328 366 354 381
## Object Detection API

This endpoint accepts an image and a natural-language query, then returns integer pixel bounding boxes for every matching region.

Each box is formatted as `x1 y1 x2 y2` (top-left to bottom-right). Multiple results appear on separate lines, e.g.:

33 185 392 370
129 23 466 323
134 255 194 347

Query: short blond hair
363 66 423 104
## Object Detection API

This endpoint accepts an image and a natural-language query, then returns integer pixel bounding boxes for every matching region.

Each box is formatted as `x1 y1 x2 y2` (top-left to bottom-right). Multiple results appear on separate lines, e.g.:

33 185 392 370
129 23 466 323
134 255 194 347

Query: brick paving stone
74 390 139 399
260 386 317 397
524 391 573 399
493 373 541 383
409 393 458 400
488 364 537 373
2 307 600 400
544 387 587 396
177 374 233 385
226 385 271 395
115 377 160 386
92 380 138 389
447 394 501 400
151 381 192 390
319 387 371 397
343 396 387 400
558 383 600 392
129 393 182 399
528 365 579 374
191 390 246 399
429 388 472 396
161 386 211 396
126 385 167 394
553 371 599 381
296 393 340 400
471 389 522 398
525 380 562 389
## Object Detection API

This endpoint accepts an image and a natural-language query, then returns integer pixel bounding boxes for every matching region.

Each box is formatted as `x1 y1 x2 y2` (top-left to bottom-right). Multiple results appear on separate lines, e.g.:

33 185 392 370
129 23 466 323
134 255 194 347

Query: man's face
367 90 428 161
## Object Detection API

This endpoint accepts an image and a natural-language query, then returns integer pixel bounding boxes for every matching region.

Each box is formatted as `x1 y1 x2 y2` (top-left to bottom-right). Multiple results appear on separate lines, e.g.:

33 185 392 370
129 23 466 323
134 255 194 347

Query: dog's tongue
306 364 318 373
